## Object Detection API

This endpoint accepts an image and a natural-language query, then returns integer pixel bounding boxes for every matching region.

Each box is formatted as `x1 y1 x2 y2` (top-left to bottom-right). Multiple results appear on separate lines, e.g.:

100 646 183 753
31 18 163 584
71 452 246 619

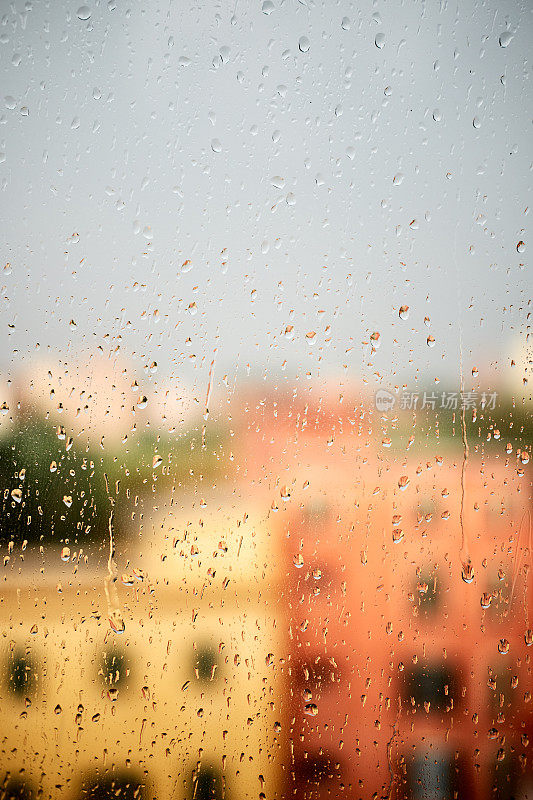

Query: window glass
0 1 531 799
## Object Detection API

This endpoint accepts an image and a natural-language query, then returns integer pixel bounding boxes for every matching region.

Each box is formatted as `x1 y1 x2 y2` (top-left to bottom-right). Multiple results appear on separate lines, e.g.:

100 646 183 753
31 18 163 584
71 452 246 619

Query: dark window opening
101 650 128 688
6 650 35 697
190 765 223 800
80 773 145 799
194 646 219 682
406 665 456 711
491 755 519 800
293 753 342 785
0 776 33 800
397 751 471 800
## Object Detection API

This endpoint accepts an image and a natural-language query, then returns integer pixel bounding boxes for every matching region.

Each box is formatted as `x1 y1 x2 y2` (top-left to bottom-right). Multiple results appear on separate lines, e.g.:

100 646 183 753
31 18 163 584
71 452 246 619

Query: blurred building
239 390 533 800
0 492 284 799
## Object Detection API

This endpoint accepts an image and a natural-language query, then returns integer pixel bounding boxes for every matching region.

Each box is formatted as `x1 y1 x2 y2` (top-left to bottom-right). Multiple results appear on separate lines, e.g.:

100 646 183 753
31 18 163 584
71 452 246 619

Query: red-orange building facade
237 390 533 800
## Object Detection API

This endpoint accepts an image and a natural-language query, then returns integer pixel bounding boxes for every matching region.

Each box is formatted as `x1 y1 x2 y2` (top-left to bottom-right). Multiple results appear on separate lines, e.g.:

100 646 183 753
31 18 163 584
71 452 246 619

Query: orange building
235 389 533 799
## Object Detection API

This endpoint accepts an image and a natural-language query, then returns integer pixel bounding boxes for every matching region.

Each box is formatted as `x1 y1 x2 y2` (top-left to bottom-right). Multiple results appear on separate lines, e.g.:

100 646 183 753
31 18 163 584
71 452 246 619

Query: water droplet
5 96 16 111
399 305 409 320
61 547 70 562
525 629 533 646
370 331 380 348
262 0 275 14
516 240 525 253
77 5 91 20
293 553 304 569
393 173 404 186
271 175 285 189
398 476 410 491
480 592 492 609
298 36 310 53
63 495 73 508
11 488 22 503
382 437 392 448
392 529 404 544
498 638 509 655
54 704 62 715
109 610 125 634
472 366 479 377
473 116 481 129
152 454 163 469
136 396 148 410
432 109 442 122
304 703 318 716
499 31 513 48
427 335 436 347
341 17 351 30
265 653 274 666
211 138 222 153
461 562 475 584
375 32 385 49
520 451 529 465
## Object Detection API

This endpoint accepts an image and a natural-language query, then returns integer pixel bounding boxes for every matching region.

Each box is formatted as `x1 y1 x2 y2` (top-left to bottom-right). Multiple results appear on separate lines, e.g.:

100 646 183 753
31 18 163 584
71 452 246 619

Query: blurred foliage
0 410 223 547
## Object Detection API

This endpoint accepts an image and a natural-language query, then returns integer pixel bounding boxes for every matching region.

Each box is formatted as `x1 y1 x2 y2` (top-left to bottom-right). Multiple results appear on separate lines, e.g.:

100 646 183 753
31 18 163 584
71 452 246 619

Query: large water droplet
399 305 409 320
77 5 91 20
298 36 310 53
498 638 509 655
375 32 385 49
461 562 475 584
499 31 513 48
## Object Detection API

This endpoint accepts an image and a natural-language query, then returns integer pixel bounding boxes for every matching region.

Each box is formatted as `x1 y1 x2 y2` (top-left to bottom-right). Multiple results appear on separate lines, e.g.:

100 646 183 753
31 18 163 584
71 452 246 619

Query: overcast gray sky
1 0 531 400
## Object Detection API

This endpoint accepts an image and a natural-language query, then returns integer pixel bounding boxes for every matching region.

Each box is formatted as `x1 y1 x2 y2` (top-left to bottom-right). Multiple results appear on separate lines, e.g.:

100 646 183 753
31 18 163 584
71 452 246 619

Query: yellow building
0 492 284 799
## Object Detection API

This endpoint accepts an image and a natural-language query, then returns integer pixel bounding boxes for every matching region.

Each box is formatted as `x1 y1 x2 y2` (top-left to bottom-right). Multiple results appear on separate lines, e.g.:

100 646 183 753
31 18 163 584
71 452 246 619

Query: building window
406 665 456 712
81 772 145 799
6 648 35 698
0 776 33 800
190 765 223 800
194 645 219 683
404 750 469 800
293 753 342 786
101 650 128 689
